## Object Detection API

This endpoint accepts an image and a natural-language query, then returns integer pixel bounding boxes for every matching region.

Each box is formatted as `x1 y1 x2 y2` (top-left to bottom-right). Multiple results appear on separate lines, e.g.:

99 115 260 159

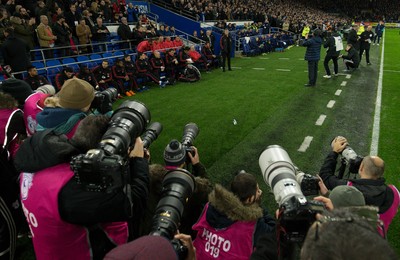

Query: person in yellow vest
302 24 310 38
357 22 365 35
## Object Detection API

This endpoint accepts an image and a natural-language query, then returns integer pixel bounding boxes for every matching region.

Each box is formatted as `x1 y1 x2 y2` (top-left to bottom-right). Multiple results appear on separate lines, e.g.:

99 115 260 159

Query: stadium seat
102 52 115 65
31 61 47 76
46 59 62 81
76 55 97 69
90 54 103 66
61 57 79 71
113 51 124 59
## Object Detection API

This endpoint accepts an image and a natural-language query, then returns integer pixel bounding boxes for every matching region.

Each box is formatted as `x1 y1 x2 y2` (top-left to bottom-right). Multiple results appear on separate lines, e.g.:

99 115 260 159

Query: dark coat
347 29 359 49
1 35 30 73
117 23 132 40
360 30 374 49
302 36 322 61
319 151 394 213
342 47 360 68
323 33 341 56
220 34 232 54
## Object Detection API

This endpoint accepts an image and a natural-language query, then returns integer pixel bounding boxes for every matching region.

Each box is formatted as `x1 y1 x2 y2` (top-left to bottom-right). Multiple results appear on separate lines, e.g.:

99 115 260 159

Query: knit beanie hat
57 78 95 110
164 139 186 167
104 236 177 260
329 186 366 208
0 78 33 106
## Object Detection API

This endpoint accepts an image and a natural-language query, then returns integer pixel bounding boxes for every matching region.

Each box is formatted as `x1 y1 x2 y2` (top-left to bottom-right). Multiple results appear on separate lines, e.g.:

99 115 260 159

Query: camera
295 169 320 196
259 145 325 242
90 88 118 114
181 123 199 156
331 136 364 174
142 122 163 149
149 168 196 260
71 100 151 192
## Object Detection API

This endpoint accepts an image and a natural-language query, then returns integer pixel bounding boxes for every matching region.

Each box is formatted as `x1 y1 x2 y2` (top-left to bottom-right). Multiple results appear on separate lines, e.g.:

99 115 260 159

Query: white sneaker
334 73 339 76
377 43 379 46
323 75 331 78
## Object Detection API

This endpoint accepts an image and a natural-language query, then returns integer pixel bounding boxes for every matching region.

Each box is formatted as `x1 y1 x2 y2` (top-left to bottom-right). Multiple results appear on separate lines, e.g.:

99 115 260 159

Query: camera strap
86 224 117 260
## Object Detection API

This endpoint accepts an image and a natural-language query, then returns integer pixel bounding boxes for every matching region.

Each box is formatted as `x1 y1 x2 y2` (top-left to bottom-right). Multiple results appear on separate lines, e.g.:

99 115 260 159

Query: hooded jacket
193 184 275 259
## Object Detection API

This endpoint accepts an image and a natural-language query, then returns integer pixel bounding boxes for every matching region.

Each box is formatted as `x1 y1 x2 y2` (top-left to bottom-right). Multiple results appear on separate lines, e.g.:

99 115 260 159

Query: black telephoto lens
142 122 163 149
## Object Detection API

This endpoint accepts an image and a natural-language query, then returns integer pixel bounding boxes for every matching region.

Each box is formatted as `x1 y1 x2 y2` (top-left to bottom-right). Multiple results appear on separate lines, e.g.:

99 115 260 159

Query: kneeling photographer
16 101 156 259
319 136 400 234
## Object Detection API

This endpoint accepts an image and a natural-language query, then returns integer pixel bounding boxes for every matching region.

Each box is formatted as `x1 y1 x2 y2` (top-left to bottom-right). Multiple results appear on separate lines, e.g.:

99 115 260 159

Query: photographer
322 28 343 78
36 78 97 139
192 171 275 259
17 115 150 259
339 44 359 72
319 136 400 234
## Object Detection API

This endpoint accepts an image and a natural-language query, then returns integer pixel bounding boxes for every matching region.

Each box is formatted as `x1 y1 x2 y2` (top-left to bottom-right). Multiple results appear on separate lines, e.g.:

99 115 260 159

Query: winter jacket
302 36 322 61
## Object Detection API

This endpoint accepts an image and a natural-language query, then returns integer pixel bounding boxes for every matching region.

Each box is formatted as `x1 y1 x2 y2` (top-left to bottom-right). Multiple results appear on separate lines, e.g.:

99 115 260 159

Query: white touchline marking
259 57 269 59
279 58 290 60
276 69 291 71
252 68 265 70
299 58 304 61
327 100 335 108
346 74 352 79
370 31 385 155
315 115 327 126
298 136 314 152
335 90 342 96
231 67 242 69
340 81 347 86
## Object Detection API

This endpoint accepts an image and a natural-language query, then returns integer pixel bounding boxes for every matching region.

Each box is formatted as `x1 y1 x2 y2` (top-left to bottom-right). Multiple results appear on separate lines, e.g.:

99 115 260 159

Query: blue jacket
302 36 322 61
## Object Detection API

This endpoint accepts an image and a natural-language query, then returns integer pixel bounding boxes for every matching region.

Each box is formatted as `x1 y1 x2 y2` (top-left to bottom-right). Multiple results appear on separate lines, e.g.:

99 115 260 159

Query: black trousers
359 46 370 63
324 55 339 75
307 60 318 85
221 51 231 70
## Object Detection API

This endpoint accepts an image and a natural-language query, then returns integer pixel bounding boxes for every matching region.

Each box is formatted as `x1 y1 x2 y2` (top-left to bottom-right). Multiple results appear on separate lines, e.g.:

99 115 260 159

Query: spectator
136 38 153 53
92 17 109 53
193 171 275 259
24 65 49 90
189 30 201 44
204 30 215 51
54 67 74 91
82 10 95 32
165 48 179 83
1 27 30 79
64 4 81 38
319 136 400 234
37 15 57 59
117 17 131 49
301 29 322 87
126 2 138 23
9 15 35 60
52 15 71 57
76 18 92 53
202 41 220 69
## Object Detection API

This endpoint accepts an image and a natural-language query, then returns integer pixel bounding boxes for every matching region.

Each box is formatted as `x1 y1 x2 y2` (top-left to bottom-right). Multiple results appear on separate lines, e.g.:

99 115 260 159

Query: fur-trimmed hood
208 184 263 222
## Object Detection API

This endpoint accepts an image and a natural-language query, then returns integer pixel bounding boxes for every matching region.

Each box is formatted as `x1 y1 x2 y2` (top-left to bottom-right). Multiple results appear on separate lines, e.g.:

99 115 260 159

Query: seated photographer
17 115 150 259
104 233 196 260
300 208 398 260
319 136 400 234
192 171 275 259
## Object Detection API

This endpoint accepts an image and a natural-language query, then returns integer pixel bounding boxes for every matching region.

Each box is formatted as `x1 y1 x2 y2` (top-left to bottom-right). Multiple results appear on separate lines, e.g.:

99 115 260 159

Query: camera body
259 145 325 242
71 100 151 193
90 88 118 114
341 146 364 174
296 170 320 196
71 149 129 193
